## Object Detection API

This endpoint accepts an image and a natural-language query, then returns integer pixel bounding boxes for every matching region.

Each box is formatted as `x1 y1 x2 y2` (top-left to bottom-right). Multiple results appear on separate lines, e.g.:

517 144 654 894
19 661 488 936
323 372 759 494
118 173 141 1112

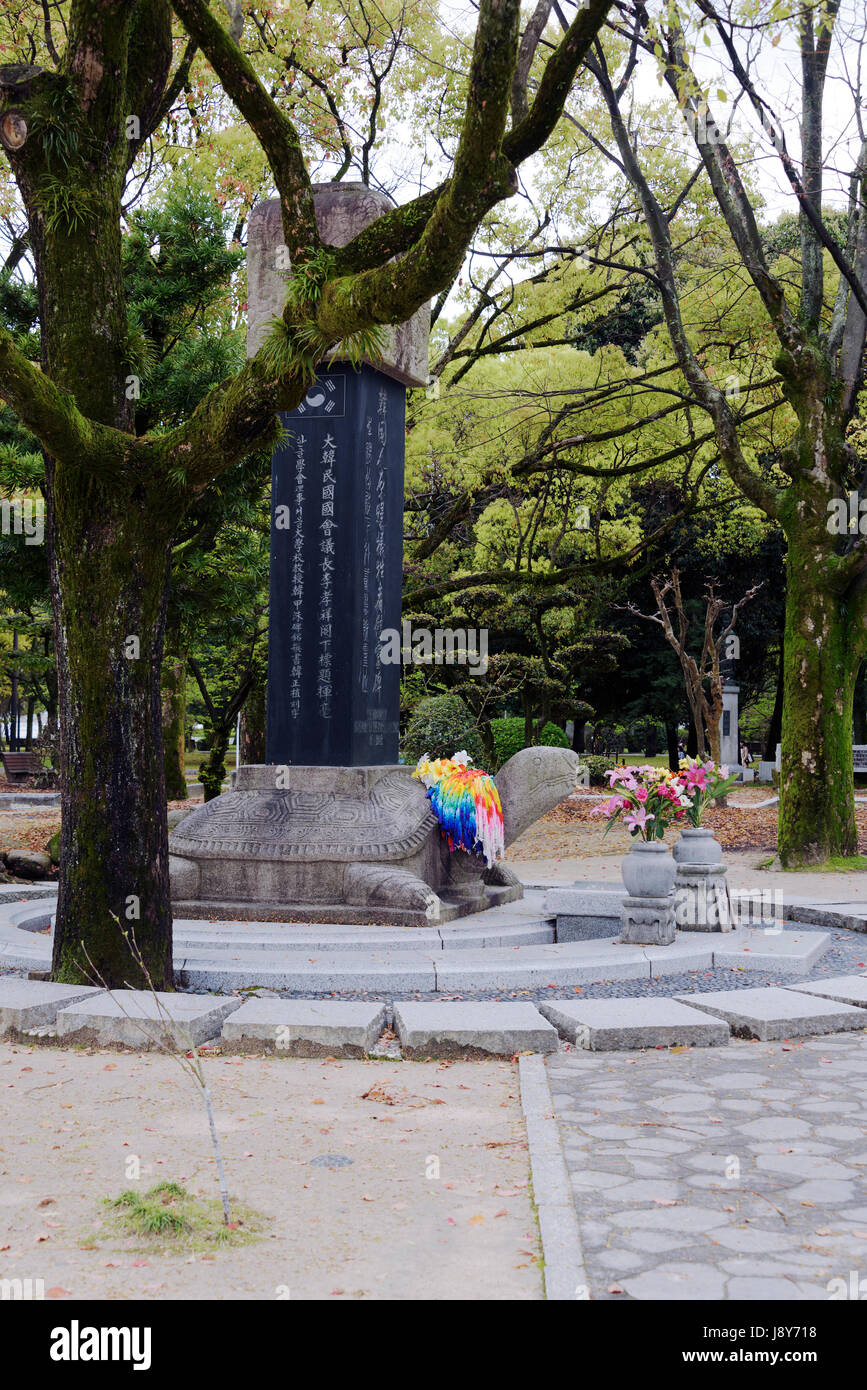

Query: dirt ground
0 1046 541 1301
507 786 867 861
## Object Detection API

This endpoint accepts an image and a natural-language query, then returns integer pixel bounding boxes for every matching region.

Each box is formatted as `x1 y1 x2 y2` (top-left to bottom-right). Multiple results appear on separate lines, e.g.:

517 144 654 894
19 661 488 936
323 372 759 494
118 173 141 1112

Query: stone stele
171 188 576 926
169 748 580 926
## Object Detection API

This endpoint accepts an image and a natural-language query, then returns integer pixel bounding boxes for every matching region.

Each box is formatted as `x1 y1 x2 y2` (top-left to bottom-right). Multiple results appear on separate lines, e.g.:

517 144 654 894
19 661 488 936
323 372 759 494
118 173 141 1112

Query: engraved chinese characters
268 366 405 765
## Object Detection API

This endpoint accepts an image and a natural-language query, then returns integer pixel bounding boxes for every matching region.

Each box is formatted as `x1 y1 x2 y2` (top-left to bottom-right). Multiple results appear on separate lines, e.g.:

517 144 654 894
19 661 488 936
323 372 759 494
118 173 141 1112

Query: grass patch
97 1182 264 1252
784 854 867 873
756 853 867 873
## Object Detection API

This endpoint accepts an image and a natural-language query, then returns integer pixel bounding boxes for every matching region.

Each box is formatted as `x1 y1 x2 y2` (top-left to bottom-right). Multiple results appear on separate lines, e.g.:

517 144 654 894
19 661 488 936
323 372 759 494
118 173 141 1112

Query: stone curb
519 1054 587 1301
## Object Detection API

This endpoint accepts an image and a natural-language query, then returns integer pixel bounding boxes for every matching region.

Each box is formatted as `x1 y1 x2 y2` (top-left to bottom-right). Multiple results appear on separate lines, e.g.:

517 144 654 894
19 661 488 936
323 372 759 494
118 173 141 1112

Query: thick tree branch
0 327 119 466
330 0 613 278
511 0 554 124
171 0 319 261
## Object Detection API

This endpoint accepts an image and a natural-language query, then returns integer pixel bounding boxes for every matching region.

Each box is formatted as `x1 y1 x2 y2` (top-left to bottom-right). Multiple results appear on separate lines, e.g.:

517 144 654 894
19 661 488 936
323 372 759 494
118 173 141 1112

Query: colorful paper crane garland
413 751 505 867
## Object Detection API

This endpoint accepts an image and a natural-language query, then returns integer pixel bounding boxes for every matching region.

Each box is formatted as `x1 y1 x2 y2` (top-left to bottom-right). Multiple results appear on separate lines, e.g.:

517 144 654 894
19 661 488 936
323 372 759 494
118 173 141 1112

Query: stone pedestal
619 894 676 946
169 748 579 926
674 865 732 932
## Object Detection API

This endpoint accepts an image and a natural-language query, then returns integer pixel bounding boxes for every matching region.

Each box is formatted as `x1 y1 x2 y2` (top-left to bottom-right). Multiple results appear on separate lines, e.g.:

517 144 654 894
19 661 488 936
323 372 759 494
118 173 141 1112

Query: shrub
582 754 617 786
490 716 571 771
402 693 486 766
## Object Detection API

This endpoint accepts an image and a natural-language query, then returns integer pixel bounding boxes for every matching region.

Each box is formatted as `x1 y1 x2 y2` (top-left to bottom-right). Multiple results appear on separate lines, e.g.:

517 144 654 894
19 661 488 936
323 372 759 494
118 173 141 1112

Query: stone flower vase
619 840 677 946
672 827 722 867
621 839 677 898
673 827 731 931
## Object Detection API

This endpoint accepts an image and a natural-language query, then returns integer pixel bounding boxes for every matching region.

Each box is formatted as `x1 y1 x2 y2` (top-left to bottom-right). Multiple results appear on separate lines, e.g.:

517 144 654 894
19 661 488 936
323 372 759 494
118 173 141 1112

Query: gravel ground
6 924 865 1006
260 925 867 1008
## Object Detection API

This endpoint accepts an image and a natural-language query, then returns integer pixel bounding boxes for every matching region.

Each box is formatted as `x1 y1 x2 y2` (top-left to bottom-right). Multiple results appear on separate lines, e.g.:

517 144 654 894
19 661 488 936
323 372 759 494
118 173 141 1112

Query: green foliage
402 693 486 766
122 184 246 432
489 715 570 770
582 754 617 786
27 81 84 169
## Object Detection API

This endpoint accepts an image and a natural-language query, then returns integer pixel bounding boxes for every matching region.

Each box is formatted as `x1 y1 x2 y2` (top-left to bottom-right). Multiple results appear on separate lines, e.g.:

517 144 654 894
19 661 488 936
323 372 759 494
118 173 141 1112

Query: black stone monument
267 364 405 765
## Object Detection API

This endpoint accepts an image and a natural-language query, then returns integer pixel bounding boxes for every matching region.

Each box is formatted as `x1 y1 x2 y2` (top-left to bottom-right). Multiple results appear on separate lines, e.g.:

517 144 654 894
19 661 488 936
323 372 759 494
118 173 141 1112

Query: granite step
538 997 730 1050
0 978 104 1039
783 975 867 1008
674 986 867 1040
393 1001 558 1058
220 998 387 1056
55 991 242 1049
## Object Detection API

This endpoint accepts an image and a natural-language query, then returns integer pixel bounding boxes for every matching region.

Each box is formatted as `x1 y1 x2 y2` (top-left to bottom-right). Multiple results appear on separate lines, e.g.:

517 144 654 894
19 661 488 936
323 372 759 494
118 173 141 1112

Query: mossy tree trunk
776 526 865 863
200 730 231 802
162 658 187 801
47 467 176 988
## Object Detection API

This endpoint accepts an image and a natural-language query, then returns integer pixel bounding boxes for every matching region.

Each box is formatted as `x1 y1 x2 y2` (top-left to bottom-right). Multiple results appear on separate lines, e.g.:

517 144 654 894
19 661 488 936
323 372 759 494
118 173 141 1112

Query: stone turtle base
172 881 521 927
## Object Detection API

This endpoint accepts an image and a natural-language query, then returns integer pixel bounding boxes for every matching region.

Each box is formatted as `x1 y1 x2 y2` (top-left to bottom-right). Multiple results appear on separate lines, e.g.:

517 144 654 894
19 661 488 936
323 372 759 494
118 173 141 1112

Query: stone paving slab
711 927 830 973
783 975 867 1007
173 920 553 953
786 900 867 931
179 952 438 994
436 921 553 948
544 887 625 915
433 942 651 991
0 978 104 1038
0 939 51 970
55 991 242 1049
644 939 715 976
220 998 387 1056
674 986 867 1040
175 926 444 953
538 997 730 1050
545 1033 867 1300
394 1001 558 1058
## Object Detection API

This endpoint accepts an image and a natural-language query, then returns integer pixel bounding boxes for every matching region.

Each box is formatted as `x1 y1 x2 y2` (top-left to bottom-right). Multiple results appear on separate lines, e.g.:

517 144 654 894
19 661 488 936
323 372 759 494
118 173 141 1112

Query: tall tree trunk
162 658 188 800
763 643 785 761
49 482 173 990
706 712 722 765
686 721 698 758
200 725 231 802
240 675 267 764
665 718 679 772
853 660 867 745
777 550 861 865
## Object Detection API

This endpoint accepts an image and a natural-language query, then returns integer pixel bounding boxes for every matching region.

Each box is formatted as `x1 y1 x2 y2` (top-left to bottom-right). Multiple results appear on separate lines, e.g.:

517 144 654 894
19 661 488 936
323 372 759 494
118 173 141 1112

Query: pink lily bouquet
672 758 739 826
592 765 693 841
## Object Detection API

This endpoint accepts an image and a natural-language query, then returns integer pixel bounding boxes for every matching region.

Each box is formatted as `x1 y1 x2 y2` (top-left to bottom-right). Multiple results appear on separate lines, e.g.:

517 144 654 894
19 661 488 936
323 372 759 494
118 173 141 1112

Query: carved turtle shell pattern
169 770 438 863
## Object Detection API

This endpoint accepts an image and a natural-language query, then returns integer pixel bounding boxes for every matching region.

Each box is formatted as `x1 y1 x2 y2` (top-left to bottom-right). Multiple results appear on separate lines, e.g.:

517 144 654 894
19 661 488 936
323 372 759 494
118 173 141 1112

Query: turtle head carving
494 746 581 847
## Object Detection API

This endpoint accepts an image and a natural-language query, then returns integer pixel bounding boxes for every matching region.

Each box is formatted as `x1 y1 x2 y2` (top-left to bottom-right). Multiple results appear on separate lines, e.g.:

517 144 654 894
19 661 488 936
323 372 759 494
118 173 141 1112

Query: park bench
1 751 42 783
